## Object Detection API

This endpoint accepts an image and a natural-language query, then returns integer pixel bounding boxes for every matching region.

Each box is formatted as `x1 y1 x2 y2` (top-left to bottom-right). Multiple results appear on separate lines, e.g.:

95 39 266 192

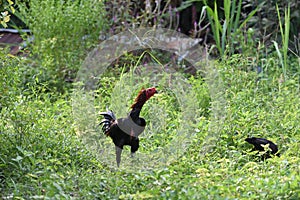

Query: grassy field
1 50 300 199
1 0 300 199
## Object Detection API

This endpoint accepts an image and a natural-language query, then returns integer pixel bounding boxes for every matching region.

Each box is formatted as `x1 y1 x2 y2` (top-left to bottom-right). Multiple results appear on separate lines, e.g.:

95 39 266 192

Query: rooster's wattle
99 87 157 167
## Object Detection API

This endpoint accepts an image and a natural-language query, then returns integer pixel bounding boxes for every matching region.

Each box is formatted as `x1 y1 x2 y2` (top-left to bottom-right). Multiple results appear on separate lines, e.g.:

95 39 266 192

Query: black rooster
245 137 279 159
99 87 157 167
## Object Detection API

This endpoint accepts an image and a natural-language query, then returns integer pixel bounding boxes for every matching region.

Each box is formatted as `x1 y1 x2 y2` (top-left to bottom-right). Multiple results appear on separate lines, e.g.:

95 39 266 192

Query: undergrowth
1 48 300 198
1 0 300 198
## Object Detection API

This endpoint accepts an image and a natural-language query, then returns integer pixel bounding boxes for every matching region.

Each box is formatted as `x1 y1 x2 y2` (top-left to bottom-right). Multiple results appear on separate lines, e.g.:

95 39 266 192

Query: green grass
204 0 259 57
1 48 300 199
273 3 291 81
17 0 107 92
1 1 300 198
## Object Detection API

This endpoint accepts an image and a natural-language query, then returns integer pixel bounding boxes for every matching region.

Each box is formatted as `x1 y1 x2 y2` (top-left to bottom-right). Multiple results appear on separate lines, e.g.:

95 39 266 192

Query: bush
0 49 22 110
17 0 107 91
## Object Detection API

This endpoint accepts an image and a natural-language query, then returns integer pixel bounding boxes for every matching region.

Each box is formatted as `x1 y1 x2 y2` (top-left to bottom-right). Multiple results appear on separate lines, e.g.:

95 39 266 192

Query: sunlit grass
274 3 291 80
1 50 300 198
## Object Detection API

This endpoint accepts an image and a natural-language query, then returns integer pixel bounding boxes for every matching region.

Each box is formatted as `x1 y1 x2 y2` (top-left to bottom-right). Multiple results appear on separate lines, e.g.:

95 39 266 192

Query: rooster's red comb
131 87 157 108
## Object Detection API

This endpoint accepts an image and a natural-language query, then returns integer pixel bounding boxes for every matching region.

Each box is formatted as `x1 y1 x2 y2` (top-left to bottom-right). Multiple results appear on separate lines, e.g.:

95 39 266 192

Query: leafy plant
248 0 300 50
0 50 22 110
273 3 291 81
204 0 259 57
105 0 181 34
17 0 107 91
0 0 15 28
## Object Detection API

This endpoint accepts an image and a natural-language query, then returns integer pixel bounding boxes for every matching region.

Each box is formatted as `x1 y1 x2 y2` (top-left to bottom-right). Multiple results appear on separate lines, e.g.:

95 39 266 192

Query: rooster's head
131 87 157 108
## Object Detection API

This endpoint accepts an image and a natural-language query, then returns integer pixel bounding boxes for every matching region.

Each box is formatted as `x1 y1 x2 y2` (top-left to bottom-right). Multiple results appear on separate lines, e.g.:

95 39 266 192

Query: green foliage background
0 0 300 199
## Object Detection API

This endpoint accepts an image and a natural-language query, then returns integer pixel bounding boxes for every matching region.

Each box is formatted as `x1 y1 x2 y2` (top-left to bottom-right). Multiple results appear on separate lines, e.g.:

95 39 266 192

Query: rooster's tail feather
99 109 116 135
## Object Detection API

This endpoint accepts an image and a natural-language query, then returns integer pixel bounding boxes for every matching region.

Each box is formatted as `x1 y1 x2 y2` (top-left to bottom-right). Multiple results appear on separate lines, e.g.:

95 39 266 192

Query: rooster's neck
130 91 147 121
129 102 145 121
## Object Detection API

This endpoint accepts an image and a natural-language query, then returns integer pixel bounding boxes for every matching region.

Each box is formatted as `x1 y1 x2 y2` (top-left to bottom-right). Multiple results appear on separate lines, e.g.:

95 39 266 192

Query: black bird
245 137 279 159
99 87 157 167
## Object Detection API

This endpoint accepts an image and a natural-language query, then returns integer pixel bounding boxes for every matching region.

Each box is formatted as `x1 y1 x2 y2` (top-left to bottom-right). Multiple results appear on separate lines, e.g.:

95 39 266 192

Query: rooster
99 87 157 167
245 137 279 159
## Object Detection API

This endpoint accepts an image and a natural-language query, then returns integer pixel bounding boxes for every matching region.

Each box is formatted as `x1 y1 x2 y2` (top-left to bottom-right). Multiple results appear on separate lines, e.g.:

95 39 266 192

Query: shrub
17 0 108 91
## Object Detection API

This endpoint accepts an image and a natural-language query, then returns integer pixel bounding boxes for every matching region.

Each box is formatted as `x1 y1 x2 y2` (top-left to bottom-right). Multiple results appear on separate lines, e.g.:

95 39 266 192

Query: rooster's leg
130 138 139 158
115 146 122 167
